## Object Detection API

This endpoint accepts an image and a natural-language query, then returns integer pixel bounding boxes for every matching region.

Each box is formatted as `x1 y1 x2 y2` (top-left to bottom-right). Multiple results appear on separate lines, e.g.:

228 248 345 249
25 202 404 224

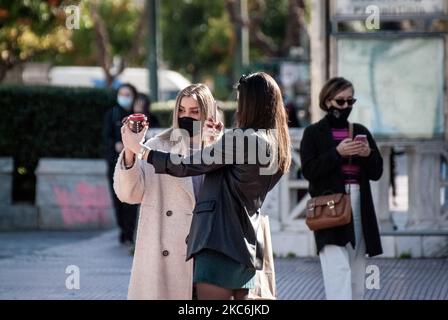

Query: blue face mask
117 95 133 111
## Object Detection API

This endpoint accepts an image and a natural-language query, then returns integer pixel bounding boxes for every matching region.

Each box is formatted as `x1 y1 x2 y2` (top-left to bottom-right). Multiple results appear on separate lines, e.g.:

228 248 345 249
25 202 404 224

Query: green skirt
193 249 256 289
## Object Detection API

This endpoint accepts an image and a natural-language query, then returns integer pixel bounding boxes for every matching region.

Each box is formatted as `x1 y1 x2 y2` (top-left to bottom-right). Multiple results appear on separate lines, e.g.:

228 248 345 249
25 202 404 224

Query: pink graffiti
53 182 111 227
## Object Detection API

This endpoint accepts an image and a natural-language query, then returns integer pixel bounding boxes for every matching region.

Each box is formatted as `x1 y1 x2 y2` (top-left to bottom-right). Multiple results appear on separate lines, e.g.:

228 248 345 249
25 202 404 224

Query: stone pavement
0 230 447 300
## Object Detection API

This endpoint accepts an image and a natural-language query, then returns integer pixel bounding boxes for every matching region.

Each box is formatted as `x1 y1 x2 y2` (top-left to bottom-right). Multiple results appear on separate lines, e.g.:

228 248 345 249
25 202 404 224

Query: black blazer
299 116 383 257
148 129 284 269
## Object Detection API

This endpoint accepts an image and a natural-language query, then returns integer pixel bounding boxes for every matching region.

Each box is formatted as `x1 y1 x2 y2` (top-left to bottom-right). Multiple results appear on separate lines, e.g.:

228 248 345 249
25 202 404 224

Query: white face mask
117 95 133 111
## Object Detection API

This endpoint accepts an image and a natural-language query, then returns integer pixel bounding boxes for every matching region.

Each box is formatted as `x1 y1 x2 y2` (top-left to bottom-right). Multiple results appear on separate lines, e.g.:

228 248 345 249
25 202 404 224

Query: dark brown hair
236 72 291 173
319 77 354 112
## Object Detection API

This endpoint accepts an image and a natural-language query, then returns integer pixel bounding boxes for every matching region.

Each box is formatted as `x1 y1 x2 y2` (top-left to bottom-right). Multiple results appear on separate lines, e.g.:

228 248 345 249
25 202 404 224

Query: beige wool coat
113 136 196 300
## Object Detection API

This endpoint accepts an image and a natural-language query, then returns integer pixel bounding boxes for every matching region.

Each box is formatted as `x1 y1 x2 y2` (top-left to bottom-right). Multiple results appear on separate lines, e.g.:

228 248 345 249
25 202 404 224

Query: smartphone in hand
122 113 148 133
354 134 368 144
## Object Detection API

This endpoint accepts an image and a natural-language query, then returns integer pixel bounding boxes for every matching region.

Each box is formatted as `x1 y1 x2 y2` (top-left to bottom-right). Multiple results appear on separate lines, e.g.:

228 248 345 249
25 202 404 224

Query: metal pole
233 0 242 83
234 0 250 82
148 0 159 101
310 0 329 123
241 0 249 68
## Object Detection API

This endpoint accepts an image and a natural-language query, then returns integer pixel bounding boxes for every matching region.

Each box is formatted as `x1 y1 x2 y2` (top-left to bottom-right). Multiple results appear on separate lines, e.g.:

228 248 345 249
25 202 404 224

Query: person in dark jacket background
103 83 139 245
299 77 383 300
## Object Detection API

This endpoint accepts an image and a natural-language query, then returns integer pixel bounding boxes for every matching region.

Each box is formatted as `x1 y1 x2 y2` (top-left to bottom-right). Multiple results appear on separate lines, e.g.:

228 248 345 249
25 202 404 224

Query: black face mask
178 117 198 137
327 106 353 124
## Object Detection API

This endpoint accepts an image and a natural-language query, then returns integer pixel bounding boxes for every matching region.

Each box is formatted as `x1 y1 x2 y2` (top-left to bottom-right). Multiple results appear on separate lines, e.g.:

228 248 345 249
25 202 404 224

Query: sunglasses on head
235 74 248 90
333 98 357 106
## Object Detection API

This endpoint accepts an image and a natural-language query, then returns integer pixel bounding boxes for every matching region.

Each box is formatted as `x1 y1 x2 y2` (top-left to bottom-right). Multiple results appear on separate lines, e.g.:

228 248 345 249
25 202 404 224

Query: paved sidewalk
0 230 447 300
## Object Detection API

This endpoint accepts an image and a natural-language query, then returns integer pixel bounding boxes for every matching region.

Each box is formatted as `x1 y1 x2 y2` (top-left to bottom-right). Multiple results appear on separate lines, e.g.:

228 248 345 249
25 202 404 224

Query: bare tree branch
281 0 303 54
126 2 148 64
225 0 278 57
225 0 310 58
90 1 147 87
90 0 116 87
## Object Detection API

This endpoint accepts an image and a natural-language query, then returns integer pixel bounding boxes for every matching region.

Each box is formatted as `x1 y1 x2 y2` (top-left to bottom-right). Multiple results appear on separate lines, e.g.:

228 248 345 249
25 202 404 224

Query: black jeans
107 162 138 242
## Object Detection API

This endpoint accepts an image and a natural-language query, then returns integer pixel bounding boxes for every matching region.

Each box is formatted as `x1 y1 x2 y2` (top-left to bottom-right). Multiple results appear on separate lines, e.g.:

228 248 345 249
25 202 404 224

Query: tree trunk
90 1 115 88
225 0 278 57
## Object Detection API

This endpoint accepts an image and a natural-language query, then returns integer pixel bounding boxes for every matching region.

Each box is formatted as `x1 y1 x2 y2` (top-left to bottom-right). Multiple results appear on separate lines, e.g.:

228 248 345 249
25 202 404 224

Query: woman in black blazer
121 72 291 300
299 77 383 300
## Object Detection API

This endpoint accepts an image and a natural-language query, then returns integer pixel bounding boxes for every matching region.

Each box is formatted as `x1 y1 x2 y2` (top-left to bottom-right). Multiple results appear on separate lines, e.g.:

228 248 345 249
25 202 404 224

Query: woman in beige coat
113 84 222 300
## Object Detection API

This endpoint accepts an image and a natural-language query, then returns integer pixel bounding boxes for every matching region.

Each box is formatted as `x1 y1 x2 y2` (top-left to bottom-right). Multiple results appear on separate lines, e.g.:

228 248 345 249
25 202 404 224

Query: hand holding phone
354 134 368 145
122 113 149 133
354 134 372 157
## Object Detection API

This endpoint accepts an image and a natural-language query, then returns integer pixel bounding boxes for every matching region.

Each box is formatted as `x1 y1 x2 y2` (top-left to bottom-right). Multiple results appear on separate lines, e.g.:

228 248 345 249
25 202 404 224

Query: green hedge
0 85 117 202
0 85 237 203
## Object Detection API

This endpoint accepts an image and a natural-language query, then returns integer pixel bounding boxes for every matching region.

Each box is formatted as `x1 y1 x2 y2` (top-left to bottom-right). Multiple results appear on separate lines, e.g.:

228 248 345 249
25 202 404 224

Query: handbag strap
347 122 353 195
349 122 353 142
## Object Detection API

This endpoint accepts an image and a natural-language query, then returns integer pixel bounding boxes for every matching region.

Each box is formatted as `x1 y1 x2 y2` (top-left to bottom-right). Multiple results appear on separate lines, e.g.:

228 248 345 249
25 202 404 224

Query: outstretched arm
121 119 230 177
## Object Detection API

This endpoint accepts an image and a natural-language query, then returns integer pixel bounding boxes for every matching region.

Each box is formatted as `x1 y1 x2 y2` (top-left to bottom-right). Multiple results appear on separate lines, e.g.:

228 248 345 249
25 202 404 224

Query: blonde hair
158 83 217 148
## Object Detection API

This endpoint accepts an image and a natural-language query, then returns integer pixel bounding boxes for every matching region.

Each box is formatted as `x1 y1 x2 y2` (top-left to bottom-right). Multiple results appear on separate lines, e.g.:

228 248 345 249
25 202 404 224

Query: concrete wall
0 157 39 230
0 157 116 230
0 158 13 206
35 158 115 230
